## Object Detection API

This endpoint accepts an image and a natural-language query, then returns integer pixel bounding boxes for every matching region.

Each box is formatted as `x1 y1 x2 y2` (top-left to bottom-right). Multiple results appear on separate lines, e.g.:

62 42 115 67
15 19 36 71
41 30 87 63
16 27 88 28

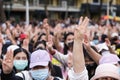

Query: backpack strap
53 77 60 80
21 72 25 80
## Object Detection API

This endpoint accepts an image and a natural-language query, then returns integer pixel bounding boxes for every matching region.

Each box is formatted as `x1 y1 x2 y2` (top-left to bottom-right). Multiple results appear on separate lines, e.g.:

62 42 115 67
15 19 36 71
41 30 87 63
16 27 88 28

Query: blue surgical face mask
14 60 28 70
118 67 120 74
93 40 99 45
30 69 49 80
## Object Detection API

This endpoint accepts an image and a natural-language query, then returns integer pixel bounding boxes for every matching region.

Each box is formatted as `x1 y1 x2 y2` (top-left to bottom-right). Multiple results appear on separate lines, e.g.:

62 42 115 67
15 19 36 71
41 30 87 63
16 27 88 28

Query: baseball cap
111 32 118 38
7 45 19 52
99 53 120 64
30 50 50 68
91 63 120 80
97 43 109 52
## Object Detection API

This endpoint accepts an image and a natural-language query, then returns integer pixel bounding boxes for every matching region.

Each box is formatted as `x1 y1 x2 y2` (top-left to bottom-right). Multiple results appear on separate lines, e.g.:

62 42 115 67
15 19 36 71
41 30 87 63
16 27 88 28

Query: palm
47 35 53 49
2 50 13 74
83 33 91 48
74 17 89 40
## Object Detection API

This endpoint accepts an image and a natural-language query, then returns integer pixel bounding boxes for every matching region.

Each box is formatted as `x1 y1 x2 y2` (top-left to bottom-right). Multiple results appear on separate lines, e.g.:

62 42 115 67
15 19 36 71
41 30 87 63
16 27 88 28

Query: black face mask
67 41 74 48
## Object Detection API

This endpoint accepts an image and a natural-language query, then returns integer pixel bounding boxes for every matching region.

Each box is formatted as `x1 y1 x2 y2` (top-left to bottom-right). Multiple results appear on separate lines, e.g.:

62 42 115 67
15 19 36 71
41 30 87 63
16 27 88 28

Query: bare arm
83 31 101 64
85 47 101 64
73 17 89 73
53 24 63 52
6 29 16 45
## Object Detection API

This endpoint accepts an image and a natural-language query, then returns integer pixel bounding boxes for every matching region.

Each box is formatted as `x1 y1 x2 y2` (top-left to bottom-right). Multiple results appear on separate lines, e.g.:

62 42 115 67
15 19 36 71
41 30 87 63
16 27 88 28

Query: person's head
64 32 74 44
100 34 108 43
13 48 30 71
37 33 46 41
63 32 74 54
29 49 51 80
97 43 109 54
91 64 120 80
111 32 119 44
34 40 46 50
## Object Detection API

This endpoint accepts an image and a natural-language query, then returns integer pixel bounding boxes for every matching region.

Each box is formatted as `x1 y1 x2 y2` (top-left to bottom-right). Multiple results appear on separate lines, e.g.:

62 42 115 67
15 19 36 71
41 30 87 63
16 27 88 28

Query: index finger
78 16 83 25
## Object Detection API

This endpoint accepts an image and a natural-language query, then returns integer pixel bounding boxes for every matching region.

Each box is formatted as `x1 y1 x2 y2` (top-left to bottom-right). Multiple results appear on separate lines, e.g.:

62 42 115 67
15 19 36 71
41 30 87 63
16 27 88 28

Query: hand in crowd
47 35 53 50
74 17 89 40
6 29 12 39
83 34 91 49
22 38 29 51
105 38 111 47
73 16 89 73
2 50 13 74
54 24 62 35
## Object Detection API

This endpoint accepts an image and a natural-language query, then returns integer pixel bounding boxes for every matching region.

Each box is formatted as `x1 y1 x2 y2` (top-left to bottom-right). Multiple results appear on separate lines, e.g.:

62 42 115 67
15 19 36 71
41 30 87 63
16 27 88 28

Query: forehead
66 35 74 40
67 34 74 38
14 52 27 57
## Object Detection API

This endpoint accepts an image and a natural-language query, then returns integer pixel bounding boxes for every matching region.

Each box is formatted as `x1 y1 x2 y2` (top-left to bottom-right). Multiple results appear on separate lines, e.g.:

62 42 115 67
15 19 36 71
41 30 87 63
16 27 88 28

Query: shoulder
15 71 33 80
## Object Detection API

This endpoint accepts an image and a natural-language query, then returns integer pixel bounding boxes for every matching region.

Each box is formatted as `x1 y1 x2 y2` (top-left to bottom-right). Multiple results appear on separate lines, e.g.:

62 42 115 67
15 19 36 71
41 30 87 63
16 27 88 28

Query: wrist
48 47 56 55
74 39 83 43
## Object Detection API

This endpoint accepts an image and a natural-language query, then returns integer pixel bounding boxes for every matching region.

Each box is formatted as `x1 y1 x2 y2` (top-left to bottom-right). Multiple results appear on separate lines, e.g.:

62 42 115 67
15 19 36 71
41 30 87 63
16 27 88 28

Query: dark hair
63 32 74 55
83 45 98 79
63 32 74 41
48 61 63 78
101 34 108 42
13 48 30 71
34 40 46 50
37 33 46 41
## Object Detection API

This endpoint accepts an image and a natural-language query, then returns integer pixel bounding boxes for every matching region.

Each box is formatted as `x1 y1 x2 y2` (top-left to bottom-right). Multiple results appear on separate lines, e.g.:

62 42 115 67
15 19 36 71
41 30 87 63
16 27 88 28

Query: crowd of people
0 16 120 80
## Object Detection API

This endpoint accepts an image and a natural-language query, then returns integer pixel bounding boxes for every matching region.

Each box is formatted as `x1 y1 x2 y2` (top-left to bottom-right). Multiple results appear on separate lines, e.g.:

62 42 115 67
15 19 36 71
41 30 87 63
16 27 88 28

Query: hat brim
90 72 120 80
30 62 49 68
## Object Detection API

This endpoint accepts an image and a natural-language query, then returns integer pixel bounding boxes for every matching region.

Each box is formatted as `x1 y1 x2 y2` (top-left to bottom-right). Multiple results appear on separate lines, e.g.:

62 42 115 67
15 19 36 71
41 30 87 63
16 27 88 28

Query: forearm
73 39 85 73
86 47 101 64
46 29 50 41
10 38 17 45
48 48 68 65
54 34 62 52
53 50 68 66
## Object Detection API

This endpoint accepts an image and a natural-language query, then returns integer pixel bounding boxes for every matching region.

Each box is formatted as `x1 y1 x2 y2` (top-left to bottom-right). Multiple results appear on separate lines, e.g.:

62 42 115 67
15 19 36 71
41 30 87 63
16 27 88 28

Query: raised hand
2 50 13 74
105 38 111 47
22 38 29 51
72 17 89 74
74 17 89 41
6 29 12 39
47 35 53 50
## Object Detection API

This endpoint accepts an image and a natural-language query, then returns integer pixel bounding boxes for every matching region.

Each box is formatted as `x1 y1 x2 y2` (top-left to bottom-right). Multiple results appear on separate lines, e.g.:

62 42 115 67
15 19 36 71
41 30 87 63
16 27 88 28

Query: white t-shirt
68 68 88 80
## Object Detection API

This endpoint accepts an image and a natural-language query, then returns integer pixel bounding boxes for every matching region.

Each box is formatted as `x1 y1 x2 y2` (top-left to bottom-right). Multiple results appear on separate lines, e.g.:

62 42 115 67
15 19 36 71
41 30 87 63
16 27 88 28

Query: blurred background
0 0 120 23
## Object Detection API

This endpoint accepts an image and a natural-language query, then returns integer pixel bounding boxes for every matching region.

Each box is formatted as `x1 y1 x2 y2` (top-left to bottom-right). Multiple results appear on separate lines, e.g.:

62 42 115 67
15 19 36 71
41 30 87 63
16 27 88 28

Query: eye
15 57 20 60
22 57 27 60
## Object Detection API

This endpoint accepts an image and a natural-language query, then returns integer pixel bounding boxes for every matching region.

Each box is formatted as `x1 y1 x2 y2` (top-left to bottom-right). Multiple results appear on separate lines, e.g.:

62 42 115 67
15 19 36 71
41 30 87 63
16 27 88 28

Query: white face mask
118 67 120 75
30 69 49 80
13 60 28 70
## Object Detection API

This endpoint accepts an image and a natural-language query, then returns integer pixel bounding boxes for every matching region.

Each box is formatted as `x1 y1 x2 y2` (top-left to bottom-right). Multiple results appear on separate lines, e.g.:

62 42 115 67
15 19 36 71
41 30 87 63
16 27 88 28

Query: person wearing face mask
63 32 74 55
13 48 30 72
1 16 90 80
1 49 63 80
1 45 30 73
34 40 63 79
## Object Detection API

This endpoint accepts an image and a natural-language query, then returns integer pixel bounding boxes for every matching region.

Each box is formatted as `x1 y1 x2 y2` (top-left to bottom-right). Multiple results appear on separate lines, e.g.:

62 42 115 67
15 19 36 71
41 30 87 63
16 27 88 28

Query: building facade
3 0 120 21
